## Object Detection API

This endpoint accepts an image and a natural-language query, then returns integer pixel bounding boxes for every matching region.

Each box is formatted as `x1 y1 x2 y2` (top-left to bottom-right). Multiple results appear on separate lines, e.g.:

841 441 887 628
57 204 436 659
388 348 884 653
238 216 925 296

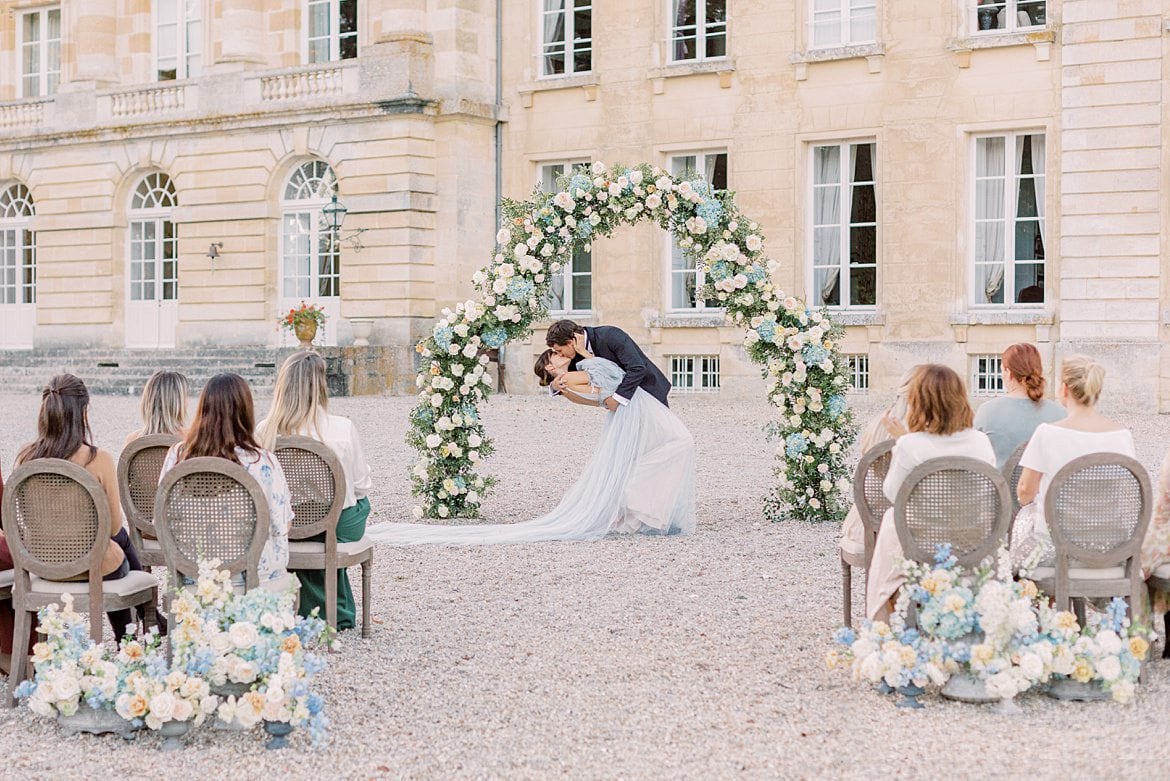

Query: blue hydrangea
802 344 830 366
827 395 848 420
412 405 434 424
577 219 594 239
568 173 592 194
433 326 454 351
1105 597 1129 633
460 404 479 421
785 433 808 459
506 277 535 302
453 476 467 491
833 627 856 646
621 168 635 190
745 264 767 284
690 179 713 198
707 260 732 282
482 327 508 349
933 543 954 566
755 318 777 344
696 198 723 228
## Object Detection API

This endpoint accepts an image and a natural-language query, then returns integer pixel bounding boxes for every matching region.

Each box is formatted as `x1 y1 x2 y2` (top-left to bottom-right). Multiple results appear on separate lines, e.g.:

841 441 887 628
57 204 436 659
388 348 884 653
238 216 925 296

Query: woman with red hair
973 343 1065 468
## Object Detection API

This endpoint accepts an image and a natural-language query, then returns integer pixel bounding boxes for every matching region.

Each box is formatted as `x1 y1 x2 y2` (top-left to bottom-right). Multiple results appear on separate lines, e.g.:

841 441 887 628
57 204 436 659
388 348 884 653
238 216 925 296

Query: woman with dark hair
7 375 142 642
865 364 996 619
973 343 1065 467
159 373 293 586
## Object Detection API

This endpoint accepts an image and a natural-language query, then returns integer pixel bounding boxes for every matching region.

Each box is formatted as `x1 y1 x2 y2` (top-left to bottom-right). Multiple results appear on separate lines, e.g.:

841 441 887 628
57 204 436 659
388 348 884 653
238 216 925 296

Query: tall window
541 162 592 313
0 185 36 306
811 141 876 308
668 151 727 310
973 133 1045 305
972 354 1004 396
973 0 1045 33
671 355 720 393
129 174 179 305
307 0 358 63
541 0 592 76
282 161 340 299
20 7 61 98
157 0 203 81
671 0 726 62
810 0 877 48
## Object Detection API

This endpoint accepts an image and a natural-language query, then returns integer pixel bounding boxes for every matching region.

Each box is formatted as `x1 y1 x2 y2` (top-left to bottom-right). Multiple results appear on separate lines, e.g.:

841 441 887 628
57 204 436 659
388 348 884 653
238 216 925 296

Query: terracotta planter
294 320 318 347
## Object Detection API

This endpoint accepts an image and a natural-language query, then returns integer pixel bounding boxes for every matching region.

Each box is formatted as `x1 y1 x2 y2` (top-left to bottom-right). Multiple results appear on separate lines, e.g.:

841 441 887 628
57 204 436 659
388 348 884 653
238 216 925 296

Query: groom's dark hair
546 320 585 347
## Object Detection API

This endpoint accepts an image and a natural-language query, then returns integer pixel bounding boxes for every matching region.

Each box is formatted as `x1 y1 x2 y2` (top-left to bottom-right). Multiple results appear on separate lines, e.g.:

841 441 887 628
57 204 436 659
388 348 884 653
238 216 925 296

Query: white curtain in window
814 147 841 303
544 0 565 51
977 139 1005 303
704 153 717 184
1031 134 1045 247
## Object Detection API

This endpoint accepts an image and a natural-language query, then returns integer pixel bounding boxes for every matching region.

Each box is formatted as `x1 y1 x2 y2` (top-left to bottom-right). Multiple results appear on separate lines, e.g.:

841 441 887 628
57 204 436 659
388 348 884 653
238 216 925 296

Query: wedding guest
0 459 22 673
160 372 293 587
838 370 913 561
12 375 142 640
1010 355 1135 569
1141 452 1170 656
257 351 371 629
974 343 1066 468
865 365 995 620
124 370 189 447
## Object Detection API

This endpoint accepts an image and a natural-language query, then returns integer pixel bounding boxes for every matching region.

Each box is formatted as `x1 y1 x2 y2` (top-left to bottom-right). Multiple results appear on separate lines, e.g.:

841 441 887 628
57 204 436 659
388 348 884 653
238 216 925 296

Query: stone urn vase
263 719 294 749
294 319 318 348
210 682 253 731
157 719 192 752
58 705 139 740
1045 678 1110 702
350 318 374 347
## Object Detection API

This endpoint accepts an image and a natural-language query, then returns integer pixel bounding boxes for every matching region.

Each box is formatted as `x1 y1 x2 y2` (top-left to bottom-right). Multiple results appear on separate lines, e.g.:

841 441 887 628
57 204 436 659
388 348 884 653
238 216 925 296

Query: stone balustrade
0 99 48 130
258 64 350 102
108 84 186 118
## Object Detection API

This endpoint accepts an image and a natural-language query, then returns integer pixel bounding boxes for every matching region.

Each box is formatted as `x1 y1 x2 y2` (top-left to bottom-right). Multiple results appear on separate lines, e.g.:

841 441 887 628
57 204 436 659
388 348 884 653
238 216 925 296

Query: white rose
437 505 450 518
468 433 482 447
513 243 528 258
425 434 442 448
412 506 425 519
228 622 259 649
149 692 177 723
430 393 443 408
1095 630 1122 655
746 235 763 252
607 182 622 197
463 344 478 358
645 193 662 210
469 450 479 462
492 278 508 294
466 491 479 504
592 161 606 175
496 228 510 244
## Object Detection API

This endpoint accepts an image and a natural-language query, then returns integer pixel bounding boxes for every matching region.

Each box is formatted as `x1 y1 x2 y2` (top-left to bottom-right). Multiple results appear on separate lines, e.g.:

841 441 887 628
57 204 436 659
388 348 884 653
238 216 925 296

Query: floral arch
408 162 856 523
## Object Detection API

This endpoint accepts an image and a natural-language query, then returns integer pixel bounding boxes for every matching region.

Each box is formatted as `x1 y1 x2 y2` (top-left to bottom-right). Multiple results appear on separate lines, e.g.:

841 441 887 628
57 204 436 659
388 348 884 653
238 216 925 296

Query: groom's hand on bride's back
603 397 619 412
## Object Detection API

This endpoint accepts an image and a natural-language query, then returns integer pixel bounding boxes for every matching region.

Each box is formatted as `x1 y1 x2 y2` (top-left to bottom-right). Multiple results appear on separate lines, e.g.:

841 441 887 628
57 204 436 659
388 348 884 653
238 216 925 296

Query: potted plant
280 302 327 347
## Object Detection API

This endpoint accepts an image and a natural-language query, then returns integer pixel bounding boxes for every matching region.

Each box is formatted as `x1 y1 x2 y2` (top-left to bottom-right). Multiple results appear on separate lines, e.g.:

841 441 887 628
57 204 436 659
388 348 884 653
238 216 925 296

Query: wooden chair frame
117 434 181 569
1035 453 1151 624
894 456 1012 568
153 457 270 594
276 436 373 638
2 459 158 706
1001 441 1029 545
841 439 894 627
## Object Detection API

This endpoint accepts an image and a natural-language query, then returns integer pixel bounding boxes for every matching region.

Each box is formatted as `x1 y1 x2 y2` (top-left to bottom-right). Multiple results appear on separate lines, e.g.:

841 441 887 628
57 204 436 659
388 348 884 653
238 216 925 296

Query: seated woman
974 343 1066 468
865 365 996 620
11 375 142 639
256 351 372 630
1010 355 1135 569
1142 452 1170 656
160 372 293 589
124 370 189 447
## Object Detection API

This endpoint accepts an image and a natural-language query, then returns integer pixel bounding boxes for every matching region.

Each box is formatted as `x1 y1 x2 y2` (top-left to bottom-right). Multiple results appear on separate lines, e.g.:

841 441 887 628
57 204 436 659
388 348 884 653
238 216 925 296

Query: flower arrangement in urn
279 301 327 347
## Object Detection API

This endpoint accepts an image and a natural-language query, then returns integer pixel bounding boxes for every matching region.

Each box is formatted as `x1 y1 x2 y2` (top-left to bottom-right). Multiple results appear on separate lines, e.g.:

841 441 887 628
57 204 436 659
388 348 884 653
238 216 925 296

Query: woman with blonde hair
124 370 189 446
1010 355 1134 568
974 343 1065 468
865 364 996 619
257 351 372 631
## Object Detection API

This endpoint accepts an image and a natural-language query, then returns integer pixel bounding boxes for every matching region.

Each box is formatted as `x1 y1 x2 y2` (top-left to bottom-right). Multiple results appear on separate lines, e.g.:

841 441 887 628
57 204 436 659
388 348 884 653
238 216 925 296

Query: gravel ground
0 391 1168 780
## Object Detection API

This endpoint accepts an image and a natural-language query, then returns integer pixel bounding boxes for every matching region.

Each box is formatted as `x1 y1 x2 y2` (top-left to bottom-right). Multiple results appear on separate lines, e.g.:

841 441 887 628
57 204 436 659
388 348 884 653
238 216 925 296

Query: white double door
126 217 178 349
279 211 340 346
0 227 35 349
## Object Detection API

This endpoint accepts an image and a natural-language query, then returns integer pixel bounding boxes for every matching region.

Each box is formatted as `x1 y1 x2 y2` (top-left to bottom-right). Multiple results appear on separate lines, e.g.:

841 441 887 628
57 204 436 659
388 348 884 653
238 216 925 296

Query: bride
364 348 696 545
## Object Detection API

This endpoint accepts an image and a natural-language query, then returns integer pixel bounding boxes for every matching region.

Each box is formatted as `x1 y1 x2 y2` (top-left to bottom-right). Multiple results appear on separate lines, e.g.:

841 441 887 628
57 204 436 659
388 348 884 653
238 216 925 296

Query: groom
546 320 671 411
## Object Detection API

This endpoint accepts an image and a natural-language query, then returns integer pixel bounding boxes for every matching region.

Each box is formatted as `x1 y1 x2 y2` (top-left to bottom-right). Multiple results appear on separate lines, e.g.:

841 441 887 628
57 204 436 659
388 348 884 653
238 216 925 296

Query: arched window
281 160 339 300
127 173 179 348
0 183 36 307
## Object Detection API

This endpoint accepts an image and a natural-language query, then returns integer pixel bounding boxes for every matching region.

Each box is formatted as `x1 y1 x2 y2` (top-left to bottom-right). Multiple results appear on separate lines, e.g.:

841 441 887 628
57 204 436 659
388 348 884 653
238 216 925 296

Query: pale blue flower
433 326 454 350
745 264 767 284
802 345 830 366
755 318 776 343
706 260 732 281
568 173 591 194
827 395 848 420
785 433 808 458
481 328 508 349
505 277 535 302
696 198 723 228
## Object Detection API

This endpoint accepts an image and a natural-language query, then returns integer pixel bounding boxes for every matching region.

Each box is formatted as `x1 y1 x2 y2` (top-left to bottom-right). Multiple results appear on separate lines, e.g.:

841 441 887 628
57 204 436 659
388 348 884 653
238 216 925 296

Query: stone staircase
0 348 297 395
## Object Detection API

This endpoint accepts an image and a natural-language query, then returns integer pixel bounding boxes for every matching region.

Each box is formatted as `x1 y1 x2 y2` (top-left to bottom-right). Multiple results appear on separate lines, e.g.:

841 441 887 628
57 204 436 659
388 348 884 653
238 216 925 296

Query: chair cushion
1032 565 1127 582
839 536 865 559
30 570 159 598
288 538 374 557
241 572 300 597
0 569 13 589
1151 563 1170 581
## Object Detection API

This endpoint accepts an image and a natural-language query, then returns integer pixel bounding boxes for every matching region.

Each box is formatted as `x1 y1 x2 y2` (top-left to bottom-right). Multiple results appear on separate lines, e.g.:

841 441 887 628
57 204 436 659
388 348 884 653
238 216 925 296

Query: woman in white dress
865 364 996 620
365 349 696 545
1009 355 1135 569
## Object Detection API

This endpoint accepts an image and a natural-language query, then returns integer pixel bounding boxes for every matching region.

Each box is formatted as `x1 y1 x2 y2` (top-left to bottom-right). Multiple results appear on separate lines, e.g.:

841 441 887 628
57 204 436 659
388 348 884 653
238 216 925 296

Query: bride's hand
573 332 592 358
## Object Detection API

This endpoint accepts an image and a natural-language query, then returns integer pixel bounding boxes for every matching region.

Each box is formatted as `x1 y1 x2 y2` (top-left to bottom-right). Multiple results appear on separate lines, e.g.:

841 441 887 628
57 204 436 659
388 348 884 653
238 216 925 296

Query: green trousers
293 497 370 631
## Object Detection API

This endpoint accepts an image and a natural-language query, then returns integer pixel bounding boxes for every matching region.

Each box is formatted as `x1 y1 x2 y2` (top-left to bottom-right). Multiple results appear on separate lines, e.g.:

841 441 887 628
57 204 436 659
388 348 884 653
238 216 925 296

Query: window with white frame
20 7 61 98
282 160 340 299
129 174 179 305
668 151 727 310
973 132 1045 306
0 184 36 306
972 354 1004 396
541 0 592 76
810 0 877 48
307 0 358 63
540 161 593 313
972 0 1045 33
670 0 726 62
811 141 876 308
156 0 202 81
671 355 720 393
845 354 869 393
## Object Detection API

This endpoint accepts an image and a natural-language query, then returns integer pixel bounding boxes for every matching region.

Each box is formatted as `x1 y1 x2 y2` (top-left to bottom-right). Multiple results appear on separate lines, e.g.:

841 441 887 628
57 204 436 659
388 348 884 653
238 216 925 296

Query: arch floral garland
407 162 856 523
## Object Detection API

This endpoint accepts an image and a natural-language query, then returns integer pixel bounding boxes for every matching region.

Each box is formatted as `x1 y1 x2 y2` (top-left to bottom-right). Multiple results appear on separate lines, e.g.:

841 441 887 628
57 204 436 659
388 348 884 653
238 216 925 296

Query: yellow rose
126 695 149 718
32 642 51 663
1072 660 1094 683
900 646 918 666
1019 579 1038 599
1055 611 1079 631
971 644 994 666
281 635 302 654
823 340 834 350
825 650 841 670
1128 637 1150 660
920 575 941 596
